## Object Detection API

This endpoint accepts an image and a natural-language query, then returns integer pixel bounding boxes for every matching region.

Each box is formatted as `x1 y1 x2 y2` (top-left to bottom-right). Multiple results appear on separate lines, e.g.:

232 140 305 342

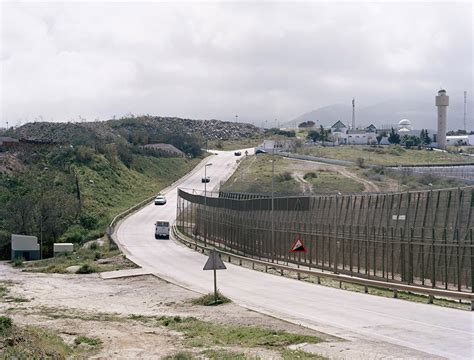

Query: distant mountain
286 100 472 131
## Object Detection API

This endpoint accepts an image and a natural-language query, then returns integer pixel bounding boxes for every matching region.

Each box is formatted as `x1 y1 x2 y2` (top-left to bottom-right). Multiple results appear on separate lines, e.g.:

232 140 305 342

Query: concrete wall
53 243 74 254
11 234 40 261
11 234 40 251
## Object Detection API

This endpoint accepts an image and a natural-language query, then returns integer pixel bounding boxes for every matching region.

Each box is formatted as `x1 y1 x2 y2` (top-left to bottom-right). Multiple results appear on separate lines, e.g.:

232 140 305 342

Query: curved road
116 149 473 359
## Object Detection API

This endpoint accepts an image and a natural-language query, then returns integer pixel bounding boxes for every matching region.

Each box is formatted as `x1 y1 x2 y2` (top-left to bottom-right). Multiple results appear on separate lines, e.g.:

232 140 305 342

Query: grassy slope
77 154 201 234
207 137 263 151
298 145 474 165
307 170 364 193
222 154 363 195
221 155 300 195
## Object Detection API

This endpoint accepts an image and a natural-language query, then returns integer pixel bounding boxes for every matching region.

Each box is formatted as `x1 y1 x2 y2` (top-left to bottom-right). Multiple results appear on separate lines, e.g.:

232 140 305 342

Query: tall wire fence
177 186 474 293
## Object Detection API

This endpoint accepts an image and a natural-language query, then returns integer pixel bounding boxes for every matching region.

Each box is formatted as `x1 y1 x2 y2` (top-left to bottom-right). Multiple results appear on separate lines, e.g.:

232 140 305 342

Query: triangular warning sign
290 237 307 253
203 250 227 270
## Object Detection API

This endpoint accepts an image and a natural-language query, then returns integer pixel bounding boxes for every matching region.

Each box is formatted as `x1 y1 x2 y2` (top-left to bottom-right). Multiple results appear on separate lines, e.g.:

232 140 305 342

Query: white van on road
155 221 170 239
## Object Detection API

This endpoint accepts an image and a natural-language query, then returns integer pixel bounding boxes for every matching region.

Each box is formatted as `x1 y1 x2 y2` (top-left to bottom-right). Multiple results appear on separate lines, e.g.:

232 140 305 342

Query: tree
298 121 315 128
307 130 320 142
420 129 432 145
402 135 421 148
388 128 401 144
376 131 387 145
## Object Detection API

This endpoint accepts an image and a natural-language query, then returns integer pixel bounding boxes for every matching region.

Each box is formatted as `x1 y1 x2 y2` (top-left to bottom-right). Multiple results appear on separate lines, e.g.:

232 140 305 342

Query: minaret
435 89 449 149
352 98 355 129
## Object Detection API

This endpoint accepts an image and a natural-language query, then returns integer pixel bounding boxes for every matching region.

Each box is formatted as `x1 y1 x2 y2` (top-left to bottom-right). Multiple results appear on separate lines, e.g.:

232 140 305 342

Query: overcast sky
0 0 472 127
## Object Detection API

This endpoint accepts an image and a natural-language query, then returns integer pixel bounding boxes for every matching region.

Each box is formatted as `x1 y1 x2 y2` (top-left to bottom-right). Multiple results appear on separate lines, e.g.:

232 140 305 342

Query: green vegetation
150 315 321 349
0 316 102 359
191 291 232 306
0 281 29 303
0 316 12 334
361 166 467 191
201 349 248 360
222 155 365 194
298 145 474 166
221 155 300 195
163 352 196 360
305 170 364 193
208 137 263 151
281 349 328 359
74 335 102 347
21 244 136 273
0 142 201 260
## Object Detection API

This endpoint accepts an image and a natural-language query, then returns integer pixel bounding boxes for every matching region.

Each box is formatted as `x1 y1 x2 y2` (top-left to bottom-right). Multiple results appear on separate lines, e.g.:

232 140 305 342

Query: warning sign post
203 249 227 304
290 237 307 253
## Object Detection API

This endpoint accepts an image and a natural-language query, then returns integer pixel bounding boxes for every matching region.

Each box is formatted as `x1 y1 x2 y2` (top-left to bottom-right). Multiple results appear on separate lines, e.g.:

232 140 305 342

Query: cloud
1 1 472 126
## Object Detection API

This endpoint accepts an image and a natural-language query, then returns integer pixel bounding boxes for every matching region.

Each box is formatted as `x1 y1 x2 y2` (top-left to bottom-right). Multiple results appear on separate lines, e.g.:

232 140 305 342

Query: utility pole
464 91 467 132
352 98 356 130
271 157 275 263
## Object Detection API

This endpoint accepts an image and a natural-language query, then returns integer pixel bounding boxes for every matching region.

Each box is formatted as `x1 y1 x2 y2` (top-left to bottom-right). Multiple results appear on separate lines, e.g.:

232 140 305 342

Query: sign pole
213 268 217 303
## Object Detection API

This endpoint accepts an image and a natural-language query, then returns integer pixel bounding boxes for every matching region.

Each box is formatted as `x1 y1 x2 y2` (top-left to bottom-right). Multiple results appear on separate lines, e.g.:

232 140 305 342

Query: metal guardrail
172 225 474 309
107 156 212 244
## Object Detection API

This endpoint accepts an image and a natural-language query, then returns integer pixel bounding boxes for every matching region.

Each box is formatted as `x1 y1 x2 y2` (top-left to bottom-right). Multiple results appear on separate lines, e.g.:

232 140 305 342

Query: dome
399 119 411 126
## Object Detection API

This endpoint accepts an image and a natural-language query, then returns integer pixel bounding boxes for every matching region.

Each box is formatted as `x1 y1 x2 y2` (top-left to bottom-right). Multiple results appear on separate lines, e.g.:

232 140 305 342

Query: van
155 221 170 239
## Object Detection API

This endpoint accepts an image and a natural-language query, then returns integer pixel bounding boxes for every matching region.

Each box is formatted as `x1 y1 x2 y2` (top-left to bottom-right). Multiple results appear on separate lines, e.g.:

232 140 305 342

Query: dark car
201 176 210 183
234 151 242 156
255 149 267 154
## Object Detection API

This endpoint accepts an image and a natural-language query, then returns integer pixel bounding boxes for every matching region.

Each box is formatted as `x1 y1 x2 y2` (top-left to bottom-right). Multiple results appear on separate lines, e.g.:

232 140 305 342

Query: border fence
177 186 474 293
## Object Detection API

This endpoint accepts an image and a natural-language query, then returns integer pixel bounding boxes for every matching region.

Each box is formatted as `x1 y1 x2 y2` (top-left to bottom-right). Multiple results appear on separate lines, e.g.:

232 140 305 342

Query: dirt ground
0 263 334 359
0 263 443 359
289 158 381 193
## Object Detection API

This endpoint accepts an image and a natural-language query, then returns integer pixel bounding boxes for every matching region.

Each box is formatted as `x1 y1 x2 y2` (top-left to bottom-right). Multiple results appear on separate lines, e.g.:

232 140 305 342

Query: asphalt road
116 149 473 359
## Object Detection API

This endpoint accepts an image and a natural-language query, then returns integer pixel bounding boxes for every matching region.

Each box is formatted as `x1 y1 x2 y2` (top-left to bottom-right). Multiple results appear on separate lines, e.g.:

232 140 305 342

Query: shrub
191 291 231 306
61 224 87 243
389 145 405 156
356 157 366 168
77 264 95 274
75 146 95 164
12 258 24 267
74 335 102 347
277 171 292 182
303 172 317 180
0 316 13 334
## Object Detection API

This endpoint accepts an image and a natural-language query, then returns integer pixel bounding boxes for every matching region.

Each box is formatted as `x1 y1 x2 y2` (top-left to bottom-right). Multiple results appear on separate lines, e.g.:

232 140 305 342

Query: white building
330 121 378 145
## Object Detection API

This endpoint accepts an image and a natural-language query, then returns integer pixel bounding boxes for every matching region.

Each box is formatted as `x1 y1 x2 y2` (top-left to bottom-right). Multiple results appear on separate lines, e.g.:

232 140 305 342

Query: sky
0 0 472 128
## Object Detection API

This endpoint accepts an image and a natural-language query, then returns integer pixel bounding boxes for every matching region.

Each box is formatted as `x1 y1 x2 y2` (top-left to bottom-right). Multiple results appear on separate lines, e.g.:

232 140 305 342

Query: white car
154 195 166 205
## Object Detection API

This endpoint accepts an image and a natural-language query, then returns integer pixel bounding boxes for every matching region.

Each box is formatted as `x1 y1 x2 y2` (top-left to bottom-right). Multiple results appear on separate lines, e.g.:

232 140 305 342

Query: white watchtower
435 89 449 149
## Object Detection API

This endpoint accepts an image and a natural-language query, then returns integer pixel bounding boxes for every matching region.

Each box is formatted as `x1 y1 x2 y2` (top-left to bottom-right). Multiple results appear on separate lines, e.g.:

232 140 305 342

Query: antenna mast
464 91 467 131
352 98 355 129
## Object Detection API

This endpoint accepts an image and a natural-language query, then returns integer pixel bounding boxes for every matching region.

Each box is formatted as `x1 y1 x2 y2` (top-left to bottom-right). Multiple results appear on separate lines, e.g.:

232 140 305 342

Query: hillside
2 116 262 145
0 116 256 260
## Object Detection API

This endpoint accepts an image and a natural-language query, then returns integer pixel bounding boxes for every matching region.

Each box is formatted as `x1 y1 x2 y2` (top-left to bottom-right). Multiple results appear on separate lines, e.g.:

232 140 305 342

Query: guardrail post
428 295 434 304
364 285 368 293
393 289 398 298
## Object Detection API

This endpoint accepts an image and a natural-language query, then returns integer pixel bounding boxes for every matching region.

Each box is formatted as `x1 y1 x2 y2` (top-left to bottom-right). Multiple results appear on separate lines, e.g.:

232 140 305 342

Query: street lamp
204 163 212 198
270 158 275 263
204 163 212 247
235 114 238 123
